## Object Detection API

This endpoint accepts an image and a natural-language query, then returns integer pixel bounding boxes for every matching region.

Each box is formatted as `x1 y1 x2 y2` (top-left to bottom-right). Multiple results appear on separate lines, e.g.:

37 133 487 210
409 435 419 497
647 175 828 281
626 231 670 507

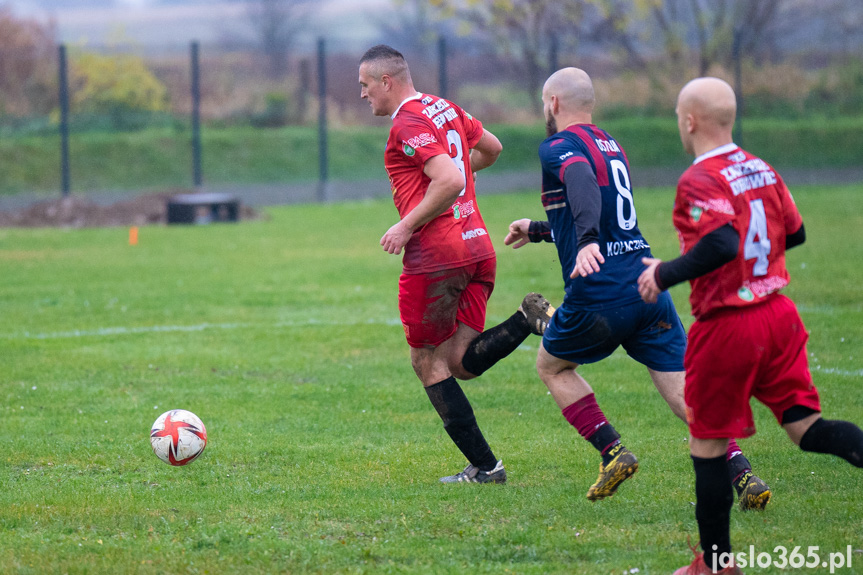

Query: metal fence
0 24 861 201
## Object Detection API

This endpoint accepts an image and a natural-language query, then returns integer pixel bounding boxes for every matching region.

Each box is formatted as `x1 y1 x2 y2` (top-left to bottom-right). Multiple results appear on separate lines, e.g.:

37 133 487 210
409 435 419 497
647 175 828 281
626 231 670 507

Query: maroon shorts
684 294 821 439
398 257 496 348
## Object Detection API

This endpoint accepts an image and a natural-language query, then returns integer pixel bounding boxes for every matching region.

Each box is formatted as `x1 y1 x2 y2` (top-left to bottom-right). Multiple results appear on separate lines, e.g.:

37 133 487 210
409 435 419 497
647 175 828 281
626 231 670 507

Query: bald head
541 68 595 136
678 77 736 129
544 67 595 114
675 77 737 156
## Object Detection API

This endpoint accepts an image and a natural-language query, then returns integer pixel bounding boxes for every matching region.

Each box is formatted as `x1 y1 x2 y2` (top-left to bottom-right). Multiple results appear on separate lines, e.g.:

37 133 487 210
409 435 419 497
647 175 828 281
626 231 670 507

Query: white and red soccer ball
150 409 208 466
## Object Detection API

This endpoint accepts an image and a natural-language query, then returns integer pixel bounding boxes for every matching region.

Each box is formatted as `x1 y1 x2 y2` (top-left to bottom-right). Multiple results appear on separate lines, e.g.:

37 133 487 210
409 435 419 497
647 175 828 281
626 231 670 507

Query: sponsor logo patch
462 227 487 241
404 133 437 149
737 286 755 302
692 198 734 216
403 144 416 156
451 200 476 220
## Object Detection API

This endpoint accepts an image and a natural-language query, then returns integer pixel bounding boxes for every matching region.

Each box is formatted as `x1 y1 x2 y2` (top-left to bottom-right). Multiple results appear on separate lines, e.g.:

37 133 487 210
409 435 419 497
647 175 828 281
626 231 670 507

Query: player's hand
380 220 412 255
638 257 663 303
504 218 531 249
572 243 604 278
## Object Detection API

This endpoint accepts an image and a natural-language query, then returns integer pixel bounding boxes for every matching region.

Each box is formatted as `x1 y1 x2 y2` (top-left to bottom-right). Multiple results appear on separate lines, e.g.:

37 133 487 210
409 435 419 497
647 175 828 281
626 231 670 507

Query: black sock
425 376 498 471
799 418 863 467
692 454 734 572
588 423 622 465
461 312 531 377
727 453 752 496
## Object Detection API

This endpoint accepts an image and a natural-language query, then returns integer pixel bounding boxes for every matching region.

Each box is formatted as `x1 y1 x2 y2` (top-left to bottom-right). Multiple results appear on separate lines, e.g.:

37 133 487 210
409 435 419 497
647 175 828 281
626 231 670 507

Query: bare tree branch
246 0 311 79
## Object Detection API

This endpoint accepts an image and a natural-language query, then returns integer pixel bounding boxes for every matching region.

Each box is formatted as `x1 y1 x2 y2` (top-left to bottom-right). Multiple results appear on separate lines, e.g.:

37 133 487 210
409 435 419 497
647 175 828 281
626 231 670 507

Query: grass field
2 117 863 195
1 185 862 574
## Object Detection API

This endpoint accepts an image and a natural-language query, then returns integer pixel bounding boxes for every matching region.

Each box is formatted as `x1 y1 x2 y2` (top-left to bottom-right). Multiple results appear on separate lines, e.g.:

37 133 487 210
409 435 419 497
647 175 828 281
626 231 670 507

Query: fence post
733 26 743 146
438 36 448 100
317 37 328 202
191 40 203 189
58 44 70 197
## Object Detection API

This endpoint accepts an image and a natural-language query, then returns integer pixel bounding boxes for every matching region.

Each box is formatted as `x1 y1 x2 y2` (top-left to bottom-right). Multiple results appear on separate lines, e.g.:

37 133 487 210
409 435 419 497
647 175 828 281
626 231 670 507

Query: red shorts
684 294 821 439
398 257 496 348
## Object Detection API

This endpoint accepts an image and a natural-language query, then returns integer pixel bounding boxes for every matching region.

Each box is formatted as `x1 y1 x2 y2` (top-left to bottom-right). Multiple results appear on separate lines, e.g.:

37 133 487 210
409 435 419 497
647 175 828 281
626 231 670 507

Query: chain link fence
1 5 861 202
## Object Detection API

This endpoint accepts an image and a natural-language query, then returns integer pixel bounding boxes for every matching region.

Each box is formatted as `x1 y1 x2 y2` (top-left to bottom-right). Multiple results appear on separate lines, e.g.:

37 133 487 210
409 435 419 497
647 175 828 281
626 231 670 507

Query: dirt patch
0 191 263 228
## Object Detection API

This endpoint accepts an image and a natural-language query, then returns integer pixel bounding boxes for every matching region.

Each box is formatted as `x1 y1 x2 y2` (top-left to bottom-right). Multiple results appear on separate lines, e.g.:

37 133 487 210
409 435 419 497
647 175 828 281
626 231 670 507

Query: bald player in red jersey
359 44 553 484
638 77 863 575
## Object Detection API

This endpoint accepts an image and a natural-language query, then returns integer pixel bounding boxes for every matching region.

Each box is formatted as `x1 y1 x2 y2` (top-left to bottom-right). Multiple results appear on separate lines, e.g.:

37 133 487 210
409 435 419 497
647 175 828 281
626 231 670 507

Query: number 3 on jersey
446 129 467 197
744 198 771 276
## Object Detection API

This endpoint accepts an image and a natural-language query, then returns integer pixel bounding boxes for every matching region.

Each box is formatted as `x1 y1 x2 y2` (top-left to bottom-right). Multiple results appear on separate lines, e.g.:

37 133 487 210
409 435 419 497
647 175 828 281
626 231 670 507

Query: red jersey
673 144 803 319
385 93 494 274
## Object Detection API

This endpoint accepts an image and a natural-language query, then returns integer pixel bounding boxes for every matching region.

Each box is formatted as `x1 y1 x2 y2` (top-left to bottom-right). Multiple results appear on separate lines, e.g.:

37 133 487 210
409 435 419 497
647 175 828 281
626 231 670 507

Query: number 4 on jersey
744 198 771 277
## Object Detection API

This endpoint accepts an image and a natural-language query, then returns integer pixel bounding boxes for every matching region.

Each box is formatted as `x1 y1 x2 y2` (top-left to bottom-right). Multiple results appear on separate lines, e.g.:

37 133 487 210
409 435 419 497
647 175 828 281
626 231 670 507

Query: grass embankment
1 117 861 195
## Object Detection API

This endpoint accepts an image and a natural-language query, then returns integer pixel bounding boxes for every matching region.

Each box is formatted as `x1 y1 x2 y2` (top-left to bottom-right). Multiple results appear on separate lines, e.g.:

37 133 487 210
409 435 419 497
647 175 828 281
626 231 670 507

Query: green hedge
1 117 861 195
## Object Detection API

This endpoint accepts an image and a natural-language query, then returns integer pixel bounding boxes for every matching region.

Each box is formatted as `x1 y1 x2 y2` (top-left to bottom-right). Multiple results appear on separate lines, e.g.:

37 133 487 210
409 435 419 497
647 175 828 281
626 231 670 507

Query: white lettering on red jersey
673 145 803 319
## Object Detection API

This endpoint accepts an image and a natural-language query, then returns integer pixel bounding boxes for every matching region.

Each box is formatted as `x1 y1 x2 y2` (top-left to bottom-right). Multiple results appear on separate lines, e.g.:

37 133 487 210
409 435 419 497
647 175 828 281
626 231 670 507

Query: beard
545 113 558 137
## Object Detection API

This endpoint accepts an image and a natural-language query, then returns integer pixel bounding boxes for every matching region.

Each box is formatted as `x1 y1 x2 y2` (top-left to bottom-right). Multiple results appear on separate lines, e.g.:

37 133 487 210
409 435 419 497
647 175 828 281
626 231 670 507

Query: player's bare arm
380 153 466 255
469 129 503 173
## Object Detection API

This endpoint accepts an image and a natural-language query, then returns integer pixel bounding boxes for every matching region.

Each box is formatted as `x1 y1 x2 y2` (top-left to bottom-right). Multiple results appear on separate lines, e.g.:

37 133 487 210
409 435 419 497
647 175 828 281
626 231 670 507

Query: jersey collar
391 92 423 119
693 143 738 165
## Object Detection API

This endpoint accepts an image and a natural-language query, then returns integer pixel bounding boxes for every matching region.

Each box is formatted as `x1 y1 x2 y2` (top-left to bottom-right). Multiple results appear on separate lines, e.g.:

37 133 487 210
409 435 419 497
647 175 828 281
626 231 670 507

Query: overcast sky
7 0 390 50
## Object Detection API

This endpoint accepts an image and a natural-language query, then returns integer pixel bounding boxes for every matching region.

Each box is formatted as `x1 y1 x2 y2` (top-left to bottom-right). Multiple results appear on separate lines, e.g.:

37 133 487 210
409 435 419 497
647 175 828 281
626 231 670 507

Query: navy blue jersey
539 124 651 310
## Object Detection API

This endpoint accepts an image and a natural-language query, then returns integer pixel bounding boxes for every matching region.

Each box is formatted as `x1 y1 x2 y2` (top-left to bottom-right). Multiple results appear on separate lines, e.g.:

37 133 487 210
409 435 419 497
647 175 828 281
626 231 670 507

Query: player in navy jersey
637 77 863 575
359 45 554 485
505 68 769 506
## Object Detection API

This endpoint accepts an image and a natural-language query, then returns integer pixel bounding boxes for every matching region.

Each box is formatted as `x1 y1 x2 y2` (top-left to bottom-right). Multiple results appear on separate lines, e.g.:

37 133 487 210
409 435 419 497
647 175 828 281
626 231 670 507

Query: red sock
562 393 608 440
726 439 742 461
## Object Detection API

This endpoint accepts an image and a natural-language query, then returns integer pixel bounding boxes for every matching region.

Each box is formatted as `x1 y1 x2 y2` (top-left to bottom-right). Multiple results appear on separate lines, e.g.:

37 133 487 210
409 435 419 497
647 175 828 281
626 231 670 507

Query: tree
69 51 169 129
430 0 588 108
635 0 784 75
377 0 493 62
770 0 863 58
377 0 448 53
0 6 56 116
246 0 312 79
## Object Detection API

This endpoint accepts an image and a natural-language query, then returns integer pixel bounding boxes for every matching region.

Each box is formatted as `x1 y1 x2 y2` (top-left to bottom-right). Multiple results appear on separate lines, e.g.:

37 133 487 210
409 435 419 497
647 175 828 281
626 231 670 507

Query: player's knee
782 406 821 446
450 362 477 381
535 355 566 384
412 356 451 387
455 352 483 379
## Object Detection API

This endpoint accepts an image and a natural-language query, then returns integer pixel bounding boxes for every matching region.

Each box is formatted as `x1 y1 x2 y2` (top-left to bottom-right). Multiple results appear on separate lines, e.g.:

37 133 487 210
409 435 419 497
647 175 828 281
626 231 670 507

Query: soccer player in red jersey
358 45 554 484
638 77 863 575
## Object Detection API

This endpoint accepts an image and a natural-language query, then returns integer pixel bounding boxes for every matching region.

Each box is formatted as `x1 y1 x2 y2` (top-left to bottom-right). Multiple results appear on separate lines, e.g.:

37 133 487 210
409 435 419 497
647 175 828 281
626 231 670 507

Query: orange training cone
129 226 138 246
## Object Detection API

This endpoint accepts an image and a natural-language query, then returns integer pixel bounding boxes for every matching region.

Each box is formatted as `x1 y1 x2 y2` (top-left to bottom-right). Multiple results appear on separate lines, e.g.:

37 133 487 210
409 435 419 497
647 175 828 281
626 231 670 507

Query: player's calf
799 417 863 467
460 293 553 377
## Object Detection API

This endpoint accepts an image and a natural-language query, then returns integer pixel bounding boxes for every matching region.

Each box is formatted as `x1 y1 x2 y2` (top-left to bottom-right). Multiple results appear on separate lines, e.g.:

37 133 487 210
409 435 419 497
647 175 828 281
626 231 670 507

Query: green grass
1 185 862 574
2 117 863 195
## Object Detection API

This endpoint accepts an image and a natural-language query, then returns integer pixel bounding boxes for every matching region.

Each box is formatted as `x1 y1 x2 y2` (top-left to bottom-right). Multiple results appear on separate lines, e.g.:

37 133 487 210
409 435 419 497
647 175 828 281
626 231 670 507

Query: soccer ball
150 409 208 466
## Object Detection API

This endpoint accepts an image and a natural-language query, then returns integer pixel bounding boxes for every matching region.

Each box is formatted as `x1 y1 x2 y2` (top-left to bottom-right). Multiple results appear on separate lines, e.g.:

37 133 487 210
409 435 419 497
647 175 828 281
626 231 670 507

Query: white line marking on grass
813 366 863 378
797 304 863 315
8 322 251 340
3 318 403 340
